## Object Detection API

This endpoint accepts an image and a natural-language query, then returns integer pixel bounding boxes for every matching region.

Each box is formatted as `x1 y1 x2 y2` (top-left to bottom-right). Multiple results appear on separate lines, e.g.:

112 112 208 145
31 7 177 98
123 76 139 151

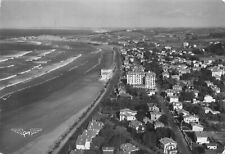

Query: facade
148 103 160 112
204 95 215 103
120 143 139 154
127 71 145 85
150 111 162 121
120 108 137 121
145 71 156 89
102 147 115 154
169 96 179 103
100 69 113 81
183 115 199 124
191 123 204 132
129 120 145 132
154 121 165 129
160 137 178 154
195 132 209 144
126 70 156 89
173 102 183 111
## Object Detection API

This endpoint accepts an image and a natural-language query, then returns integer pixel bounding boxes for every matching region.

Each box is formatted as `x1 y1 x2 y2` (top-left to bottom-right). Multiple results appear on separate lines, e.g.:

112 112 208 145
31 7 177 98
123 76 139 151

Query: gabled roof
160 137 176 145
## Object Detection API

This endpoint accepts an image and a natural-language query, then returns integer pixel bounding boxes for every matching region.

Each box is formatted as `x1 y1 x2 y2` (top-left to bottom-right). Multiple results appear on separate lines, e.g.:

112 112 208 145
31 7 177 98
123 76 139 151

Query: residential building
195 132 210 144
127 71 145 85
183 115 199 124
120 143 139 154
204 95 215 103
160 137 178 154
120 108 137 121
102 147 115 154
150 111 162 121
76 120 104 150
169 96 179 103
100 69 113 81
129 120 145 132
173 102 183 111
206 143 217 150
177 109 190 116
191 123 204 132
154 121 165 129
148 103 160 112
145 71 156 89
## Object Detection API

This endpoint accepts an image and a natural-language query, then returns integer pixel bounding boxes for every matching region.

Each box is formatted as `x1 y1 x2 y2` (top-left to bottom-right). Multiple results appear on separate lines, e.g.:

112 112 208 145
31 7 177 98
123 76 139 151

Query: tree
158 114 168 125
143 131 157 147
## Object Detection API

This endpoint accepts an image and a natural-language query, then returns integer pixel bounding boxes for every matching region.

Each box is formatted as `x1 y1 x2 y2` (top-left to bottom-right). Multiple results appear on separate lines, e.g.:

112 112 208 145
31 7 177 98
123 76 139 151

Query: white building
160 137 178 154
145 71 156 89
169 96 179 103
191 123 204 132
120 108 137 121
195 132 210 144
100 69 113 81
173 102 183 111
183 115 199 124
127 71 145 85
204 95 215 103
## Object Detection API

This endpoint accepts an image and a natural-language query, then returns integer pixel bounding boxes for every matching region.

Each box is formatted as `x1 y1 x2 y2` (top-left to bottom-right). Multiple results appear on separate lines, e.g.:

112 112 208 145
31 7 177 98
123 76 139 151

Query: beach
0 40 115 154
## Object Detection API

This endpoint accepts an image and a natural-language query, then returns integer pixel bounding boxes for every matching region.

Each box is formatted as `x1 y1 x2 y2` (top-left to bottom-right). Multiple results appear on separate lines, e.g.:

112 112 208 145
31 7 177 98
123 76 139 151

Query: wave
4 51 32 59
0 65 15 69
18 69 32 75
0 75 17 81
0 54 82 92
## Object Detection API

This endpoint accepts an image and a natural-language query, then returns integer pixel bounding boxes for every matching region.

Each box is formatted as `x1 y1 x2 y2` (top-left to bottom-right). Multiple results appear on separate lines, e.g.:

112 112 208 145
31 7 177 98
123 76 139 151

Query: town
59 29 225 154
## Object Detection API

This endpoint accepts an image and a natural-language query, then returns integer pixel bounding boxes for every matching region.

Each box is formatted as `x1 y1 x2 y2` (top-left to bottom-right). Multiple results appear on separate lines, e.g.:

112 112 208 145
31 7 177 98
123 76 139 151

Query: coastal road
0 44 114 154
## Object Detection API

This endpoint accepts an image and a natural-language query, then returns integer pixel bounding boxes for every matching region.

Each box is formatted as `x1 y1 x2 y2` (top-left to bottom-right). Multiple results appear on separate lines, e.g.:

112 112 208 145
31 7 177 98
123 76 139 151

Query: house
171 75 180 80
120 109 137 121
143 117 153 124
154 121 165 129
169 96 179 103
100 69 113 81
165 89 176 97
191 123 204 132
148 103 160 112
183 115 199 124
76 120 104 150
150 111 162 121
177 109 190 116
129 120 145 132
173 102 183 111
204 95 215 103
159 137 178 154
204 107 221 115
120 143 139 154
102 147 115 154
206 143 217 150
173 85 182 92
195 131 210 144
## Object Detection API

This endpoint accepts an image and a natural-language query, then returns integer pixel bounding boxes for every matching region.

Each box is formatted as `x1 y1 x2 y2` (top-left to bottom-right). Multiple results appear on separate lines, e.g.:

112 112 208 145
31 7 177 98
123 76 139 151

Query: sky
0 0 225 28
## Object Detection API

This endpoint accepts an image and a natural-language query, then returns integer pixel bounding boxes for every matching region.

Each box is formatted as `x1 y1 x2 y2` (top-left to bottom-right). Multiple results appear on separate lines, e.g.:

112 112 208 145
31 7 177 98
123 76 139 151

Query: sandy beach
0 44 115 154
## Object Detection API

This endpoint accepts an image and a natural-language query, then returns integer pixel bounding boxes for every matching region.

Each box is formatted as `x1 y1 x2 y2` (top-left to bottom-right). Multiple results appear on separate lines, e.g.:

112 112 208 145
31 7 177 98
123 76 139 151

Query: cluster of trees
142 127 176 148
205 42 225 55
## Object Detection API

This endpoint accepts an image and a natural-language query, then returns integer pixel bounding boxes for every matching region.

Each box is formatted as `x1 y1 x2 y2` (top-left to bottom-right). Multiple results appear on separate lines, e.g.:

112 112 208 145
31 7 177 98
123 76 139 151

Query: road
156 94 191 154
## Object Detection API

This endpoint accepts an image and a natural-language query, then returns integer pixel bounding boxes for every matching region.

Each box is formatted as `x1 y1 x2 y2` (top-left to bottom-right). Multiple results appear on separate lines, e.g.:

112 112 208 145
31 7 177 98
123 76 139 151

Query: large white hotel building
127 70 156 89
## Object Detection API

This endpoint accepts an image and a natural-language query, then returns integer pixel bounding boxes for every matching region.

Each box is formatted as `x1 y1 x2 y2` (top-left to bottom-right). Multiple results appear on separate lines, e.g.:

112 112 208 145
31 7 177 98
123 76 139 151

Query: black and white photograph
0 0 225 154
